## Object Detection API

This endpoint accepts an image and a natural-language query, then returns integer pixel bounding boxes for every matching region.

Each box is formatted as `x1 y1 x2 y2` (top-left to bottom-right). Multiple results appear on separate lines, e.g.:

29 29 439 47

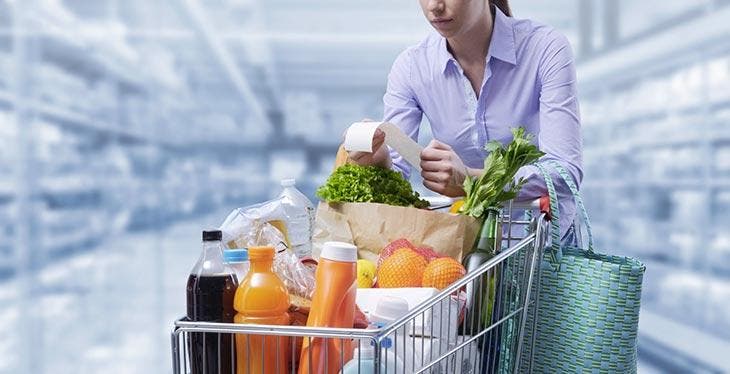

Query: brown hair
490 0 512 17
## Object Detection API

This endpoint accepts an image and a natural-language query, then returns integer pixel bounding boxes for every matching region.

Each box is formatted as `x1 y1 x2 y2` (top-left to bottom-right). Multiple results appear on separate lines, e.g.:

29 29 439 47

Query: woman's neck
447 10 494 68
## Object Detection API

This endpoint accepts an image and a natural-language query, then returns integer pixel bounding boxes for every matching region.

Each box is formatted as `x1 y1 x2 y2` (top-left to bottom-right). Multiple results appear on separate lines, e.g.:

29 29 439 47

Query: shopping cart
171 199 550 374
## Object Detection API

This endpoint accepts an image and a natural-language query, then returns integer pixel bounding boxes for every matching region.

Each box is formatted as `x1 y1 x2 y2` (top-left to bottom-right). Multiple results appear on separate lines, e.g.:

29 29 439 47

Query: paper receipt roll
343 121 423 172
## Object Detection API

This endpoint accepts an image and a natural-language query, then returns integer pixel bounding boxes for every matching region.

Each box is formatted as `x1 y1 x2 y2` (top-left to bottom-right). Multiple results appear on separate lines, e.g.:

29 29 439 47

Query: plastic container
369 296 411 371
186 230 239 374
339 338 404 374
369 296 410 326
299 241 358 374
223 249 249 281
234 246 290 374
278 178 315 258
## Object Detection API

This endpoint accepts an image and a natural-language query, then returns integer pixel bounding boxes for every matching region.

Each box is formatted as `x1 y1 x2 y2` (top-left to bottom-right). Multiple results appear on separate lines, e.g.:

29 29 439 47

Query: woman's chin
433 28 456 38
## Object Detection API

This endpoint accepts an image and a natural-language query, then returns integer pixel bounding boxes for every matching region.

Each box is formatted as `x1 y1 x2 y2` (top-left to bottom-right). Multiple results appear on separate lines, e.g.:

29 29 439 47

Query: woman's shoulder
393 32 442 66
389 32 448 83
511 16 572 58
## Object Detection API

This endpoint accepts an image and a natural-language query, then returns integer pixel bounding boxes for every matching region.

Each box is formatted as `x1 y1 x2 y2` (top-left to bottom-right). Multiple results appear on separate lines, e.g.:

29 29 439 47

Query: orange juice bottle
234 246 290 374
299 241 357 374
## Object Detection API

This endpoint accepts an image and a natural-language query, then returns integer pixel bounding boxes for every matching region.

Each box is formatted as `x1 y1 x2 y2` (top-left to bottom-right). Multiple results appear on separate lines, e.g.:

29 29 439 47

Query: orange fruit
422 257 466 290
377 248 428 288
378 238 416 268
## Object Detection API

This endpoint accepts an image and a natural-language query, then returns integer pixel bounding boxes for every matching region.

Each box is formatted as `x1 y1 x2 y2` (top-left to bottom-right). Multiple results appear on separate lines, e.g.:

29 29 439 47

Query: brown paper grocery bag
313 201 480 263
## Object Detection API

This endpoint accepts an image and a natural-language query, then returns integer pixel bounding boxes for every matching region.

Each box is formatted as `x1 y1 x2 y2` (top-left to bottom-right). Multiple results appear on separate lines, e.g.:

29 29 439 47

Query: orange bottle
299 241 358 374
234 246 290 374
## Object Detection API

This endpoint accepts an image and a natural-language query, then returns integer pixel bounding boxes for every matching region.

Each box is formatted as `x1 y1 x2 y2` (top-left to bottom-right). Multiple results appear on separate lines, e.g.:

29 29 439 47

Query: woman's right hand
347 122 392 168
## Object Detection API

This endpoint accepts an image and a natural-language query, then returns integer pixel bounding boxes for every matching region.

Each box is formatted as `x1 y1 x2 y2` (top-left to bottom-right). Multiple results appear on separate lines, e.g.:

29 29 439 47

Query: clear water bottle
279 178 315 258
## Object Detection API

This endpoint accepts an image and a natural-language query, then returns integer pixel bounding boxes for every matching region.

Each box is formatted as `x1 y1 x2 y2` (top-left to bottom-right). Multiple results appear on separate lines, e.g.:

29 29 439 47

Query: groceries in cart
174 127 548 373
219 195 316 300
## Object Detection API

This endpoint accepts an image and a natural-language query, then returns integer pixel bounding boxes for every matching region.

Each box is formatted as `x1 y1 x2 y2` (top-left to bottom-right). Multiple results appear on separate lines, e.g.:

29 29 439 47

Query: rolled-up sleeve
514 31 583 238
382 49 423 179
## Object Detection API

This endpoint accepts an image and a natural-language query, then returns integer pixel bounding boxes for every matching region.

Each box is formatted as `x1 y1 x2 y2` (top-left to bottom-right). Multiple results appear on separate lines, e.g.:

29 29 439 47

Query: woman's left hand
420 140 471 197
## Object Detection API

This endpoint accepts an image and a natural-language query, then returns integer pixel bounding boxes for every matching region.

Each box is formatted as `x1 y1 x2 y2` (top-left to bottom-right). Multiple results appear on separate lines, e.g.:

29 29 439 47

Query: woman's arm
382 49 424 178
515 31 582 199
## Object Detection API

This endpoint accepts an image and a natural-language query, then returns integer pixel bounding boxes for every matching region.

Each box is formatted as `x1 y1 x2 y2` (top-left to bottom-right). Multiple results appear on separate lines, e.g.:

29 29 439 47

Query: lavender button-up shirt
383 8 583 237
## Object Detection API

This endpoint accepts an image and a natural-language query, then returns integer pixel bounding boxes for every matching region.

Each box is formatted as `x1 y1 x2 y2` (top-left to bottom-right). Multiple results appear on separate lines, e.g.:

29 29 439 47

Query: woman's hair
490 0 512 17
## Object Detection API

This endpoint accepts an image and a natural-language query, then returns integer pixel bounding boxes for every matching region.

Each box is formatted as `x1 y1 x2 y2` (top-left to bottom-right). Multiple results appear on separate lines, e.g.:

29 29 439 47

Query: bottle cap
370 296 410 324
248 246 275 261
280 178 296 187
202 230 222 241
381 337 393 349
223 249 249 263
320 241 357 263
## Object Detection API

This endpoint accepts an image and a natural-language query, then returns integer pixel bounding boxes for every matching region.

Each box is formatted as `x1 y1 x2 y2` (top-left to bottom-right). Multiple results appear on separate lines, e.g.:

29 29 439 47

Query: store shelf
0 88 11 107
0 181 13 198
36 18 149 91
639 309 730 372
582 177 730 189
578 5 730 88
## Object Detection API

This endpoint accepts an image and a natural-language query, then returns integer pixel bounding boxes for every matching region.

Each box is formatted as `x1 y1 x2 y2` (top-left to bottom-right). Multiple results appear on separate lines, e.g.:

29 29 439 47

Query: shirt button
471 130 480 148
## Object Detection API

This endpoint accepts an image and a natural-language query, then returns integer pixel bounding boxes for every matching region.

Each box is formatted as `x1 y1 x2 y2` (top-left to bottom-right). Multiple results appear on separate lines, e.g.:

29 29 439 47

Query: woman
350 0 582 237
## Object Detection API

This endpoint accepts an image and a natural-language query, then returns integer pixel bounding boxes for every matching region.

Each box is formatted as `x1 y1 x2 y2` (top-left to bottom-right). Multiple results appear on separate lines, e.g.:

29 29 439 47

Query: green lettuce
317 164 428 208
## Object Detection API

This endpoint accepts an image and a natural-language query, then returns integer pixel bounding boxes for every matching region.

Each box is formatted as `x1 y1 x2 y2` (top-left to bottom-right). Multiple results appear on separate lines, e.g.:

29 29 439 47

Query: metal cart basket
171 200 549 374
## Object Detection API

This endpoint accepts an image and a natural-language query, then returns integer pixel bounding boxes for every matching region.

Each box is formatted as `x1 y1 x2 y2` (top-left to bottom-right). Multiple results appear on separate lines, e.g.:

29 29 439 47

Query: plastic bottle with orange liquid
299 241 358 374
234 246 290 374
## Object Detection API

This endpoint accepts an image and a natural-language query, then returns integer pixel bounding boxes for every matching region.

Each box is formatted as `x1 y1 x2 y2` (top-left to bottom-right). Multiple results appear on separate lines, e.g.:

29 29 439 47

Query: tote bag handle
546 160 594 252
535 161 594 267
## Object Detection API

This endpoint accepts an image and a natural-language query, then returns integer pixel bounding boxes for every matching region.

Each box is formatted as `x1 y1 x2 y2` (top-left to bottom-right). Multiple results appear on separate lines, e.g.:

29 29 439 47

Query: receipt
343 121 423 172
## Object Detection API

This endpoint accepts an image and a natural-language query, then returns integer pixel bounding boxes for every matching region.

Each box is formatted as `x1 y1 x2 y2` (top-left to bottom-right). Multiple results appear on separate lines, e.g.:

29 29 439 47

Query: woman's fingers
423 179 446 194
427 139 452 151
420 160 445 172
421 170 450 184
421 147 450 161
372 129 385 151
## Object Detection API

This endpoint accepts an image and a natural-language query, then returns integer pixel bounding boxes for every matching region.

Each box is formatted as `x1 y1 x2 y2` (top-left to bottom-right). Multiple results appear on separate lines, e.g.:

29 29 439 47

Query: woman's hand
420 140 473 197
347 120 392 168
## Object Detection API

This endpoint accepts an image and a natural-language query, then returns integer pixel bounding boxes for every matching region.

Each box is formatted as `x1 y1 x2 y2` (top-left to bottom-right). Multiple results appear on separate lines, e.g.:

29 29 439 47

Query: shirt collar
439 6 517 74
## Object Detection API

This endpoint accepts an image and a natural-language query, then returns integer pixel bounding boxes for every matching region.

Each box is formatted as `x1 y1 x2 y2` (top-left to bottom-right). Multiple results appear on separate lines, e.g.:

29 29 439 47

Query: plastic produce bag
273 248 316 299
219 198 290 249
219 199 315 300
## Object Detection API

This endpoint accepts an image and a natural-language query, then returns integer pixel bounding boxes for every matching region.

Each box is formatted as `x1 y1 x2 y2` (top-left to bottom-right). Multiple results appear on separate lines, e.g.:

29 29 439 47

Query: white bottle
278 178 315 258
369 296 412 371
339 338 405 374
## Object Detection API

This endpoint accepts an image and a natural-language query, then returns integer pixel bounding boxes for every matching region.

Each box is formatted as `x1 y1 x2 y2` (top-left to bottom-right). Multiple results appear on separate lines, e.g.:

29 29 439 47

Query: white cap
370 296 410 324
320 241 357 263
280 178 296 187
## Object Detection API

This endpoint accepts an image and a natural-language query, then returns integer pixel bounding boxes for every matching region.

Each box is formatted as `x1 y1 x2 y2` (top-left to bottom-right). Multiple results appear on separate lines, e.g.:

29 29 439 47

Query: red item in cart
377 238 416 267
299 242 358 374
378 238 446 268
415 246 443 262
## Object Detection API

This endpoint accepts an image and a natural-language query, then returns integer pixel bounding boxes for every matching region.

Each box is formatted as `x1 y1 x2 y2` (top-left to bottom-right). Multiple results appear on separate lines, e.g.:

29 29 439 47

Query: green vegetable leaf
316 164 429 208
460 127 545 218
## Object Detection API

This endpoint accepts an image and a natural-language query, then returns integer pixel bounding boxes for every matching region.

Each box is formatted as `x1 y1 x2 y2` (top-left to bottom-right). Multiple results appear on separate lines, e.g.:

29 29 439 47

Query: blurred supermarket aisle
0 209 227 373
2 0 730 372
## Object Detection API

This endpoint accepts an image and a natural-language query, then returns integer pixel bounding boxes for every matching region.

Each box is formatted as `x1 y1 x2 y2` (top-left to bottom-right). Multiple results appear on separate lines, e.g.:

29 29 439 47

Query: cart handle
504 196 552 220
427 196 551 218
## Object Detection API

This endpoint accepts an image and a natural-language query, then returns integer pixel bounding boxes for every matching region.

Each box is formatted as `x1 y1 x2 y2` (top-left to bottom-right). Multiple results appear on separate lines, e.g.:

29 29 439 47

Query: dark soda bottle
187 230 238 374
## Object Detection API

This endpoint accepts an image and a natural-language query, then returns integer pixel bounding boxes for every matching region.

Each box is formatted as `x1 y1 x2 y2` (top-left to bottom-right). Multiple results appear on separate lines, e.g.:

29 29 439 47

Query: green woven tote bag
518 161 645 373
